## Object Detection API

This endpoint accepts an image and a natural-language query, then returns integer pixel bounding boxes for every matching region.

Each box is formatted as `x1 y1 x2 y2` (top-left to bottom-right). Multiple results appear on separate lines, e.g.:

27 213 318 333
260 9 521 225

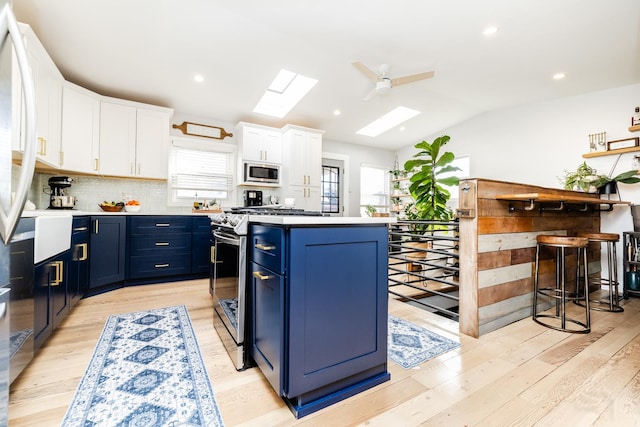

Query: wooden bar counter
456 178 629 338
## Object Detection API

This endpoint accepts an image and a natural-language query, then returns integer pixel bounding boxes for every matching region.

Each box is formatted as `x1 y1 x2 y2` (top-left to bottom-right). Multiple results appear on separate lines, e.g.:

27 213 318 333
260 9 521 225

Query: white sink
34 214 73 263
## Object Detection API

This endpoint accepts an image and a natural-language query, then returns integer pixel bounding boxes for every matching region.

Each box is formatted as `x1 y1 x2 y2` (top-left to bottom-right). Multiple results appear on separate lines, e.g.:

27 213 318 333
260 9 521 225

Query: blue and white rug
388 315 460 369
61 305 224 427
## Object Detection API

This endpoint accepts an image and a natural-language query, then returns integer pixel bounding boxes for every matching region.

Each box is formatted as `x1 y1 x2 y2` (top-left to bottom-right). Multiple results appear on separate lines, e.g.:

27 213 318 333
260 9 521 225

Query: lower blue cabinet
34 249 70 351
89 216 126 288
249 223 390 418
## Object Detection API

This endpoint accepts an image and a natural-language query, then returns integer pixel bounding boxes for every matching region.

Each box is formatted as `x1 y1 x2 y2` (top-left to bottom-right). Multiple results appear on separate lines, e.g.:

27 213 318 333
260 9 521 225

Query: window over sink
167 137 235 206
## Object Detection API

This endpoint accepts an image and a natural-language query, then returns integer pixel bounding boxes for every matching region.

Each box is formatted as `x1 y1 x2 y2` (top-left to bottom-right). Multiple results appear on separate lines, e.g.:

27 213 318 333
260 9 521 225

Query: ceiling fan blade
362 86 378 101
391 70 435 87
352 61 380 83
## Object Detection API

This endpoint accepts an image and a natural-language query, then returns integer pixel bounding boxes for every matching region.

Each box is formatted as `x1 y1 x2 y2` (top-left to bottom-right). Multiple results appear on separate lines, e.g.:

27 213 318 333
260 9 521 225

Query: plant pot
404 240 432 260
598 181 618 195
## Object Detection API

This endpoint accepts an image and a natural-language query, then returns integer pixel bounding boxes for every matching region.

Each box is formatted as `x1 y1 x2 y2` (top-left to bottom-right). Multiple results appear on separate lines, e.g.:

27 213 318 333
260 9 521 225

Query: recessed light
356 106 420 137
553 72 566 80
193 74 204 83
483 26 499 36
333 109 341 116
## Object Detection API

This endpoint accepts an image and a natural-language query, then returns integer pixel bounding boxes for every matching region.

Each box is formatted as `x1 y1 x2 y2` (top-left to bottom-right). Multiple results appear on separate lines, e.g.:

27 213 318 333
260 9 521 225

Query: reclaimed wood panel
458 178 602 337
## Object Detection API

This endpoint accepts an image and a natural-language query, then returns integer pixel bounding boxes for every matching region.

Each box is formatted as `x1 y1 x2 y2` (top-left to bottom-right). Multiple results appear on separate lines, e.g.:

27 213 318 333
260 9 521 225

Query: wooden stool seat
575 232 619 243
536 235 589 248
574 232 623 312
533 234 590 333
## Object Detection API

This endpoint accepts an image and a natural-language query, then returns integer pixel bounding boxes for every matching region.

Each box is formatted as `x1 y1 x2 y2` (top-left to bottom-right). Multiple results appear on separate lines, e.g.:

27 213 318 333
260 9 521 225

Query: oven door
212 229 244 345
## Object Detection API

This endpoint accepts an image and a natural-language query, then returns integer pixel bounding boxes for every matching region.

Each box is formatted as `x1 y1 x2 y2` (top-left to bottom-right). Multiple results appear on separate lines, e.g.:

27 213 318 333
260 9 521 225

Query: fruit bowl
99 204 123 212
124 205 141 213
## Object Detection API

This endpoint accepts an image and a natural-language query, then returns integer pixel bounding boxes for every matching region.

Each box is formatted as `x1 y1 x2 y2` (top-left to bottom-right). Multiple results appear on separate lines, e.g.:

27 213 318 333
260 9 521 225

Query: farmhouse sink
34 214 73 263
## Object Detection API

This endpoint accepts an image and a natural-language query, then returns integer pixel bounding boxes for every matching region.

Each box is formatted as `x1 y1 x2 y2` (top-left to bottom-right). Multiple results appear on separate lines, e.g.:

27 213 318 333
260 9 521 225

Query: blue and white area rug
61 305 224 426
388 315 461 369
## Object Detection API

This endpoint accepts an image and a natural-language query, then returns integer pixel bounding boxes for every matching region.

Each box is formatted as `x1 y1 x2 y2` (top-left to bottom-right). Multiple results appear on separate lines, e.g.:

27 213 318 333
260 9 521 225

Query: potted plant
403 135 460 228
560 161 598 192
590 170 640 196
364 204 377 217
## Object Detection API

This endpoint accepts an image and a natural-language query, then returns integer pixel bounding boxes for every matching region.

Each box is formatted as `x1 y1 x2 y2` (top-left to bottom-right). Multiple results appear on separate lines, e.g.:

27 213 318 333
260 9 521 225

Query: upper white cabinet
99 98 172 179
12 24 64 167
282 125 324 210
237 122 282 164
60 82 100 174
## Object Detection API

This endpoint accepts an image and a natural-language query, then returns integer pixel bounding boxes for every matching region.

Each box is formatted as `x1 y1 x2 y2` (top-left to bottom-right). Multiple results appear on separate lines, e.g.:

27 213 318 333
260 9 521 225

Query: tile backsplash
13 165 189 213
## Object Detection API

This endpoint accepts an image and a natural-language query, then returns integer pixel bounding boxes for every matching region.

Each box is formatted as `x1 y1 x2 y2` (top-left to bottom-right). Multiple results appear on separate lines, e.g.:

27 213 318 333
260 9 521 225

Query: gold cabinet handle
154 263 170 268
155 223 170 227
73 226 88 232
37 137 46 155
94 219 99 234
155 242 169 246
255 243 275 251
94 158 99 171
210 246 215 263
51 260 63 286
252 271 272 280
79 243 88 261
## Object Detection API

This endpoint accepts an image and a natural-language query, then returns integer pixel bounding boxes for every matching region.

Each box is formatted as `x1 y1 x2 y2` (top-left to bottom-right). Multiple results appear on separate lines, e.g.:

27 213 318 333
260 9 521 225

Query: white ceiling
13 0 640 150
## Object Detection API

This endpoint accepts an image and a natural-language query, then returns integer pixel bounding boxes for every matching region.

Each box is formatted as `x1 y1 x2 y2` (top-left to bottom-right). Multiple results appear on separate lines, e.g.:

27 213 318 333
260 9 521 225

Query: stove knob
228 216 238 226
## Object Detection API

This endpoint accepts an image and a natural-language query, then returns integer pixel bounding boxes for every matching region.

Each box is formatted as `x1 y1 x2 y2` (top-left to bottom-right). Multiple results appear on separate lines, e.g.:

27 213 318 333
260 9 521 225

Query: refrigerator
0 0 37 424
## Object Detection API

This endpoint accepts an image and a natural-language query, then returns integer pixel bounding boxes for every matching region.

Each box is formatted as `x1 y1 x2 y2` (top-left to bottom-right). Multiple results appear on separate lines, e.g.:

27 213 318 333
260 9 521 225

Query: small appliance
46 176 76 209
243 162 279 185
243 190 262 207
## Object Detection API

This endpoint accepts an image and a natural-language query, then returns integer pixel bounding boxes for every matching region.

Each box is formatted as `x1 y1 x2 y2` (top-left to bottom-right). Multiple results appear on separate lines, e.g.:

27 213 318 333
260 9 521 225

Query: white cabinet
60 82 100 174
136 108 171 179
12 24 64 167
237 122 282 164
282 125 324 211
99 99 171 179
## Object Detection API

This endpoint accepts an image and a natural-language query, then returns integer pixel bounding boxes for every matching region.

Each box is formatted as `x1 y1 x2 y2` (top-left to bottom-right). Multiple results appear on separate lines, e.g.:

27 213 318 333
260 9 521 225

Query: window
321 165 340 213
360 164 389 216
167 138 235 206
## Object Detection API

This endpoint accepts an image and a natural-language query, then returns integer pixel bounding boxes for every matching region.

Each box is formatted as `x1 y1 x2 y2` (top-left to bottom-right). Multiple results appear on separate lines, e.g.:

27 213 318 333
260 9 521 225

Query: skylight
253 69 318 118
356 106 421 137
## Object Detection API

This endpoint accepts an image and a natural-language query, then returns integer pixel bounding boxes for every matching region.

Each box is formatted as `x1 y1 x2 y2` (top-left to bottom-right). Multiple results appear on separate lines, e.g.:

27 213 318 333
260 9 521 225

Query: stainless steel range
209 207 325 370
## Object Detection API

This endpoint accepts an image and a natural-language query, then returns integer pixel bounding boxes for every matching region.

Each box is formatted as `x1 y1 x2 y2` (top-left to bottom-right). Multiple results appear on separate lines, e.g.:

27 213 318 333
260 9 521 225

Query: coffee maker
47 176 76 209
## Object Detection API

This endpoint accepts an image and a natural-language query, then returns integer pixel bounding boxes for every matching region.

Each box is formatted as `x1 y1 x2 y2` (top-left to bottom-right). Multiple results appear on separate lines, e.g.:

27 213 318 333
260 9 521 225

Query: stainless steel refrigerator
0 0 37 424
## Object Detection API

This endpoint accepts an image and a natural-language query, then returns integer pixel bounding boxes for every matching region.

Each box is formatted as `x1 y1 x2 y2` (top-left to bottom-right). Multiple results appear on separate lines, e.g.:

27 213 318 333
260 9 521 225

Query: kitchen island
456 178 626 338
247 216 392 418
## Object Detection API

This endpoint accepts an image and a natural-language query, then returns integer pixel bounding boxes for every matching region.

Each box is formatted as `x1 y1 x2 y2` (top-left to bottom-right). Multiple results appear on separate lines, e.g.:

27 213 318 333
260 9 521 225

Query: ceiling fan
352 61 435 100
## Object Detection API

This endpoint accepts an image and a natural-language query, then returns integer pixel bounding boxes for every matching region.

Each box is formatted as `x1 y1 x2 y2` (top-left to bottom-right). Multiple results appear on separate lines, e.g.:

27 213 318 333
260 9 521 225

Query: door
321 158 344 216
89 216 126 288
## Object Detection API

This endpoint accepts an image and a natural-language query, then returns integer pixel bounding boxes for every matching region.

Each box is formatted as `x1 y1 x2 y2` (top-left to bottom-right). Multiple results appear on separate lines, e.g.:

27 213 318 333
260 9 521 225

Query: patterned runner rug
388 315 461 369
61 305 224 426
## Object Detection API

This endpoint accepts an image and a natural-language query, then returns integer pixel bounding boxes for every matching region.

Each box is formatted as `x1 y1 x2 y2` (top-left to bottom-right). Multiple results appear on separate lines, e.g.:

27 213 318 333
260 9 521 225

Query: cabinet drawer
250 225 285 274
128 253 191 279
128 216 192 234
129 233 191 254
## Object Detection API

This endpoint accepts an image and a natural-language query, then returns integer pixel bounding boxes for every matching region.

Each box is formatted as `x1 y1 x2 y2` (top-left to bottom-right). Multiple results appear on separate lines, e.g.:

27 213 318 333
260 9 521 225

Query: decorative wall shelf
495 192 630 213
582 145 640 158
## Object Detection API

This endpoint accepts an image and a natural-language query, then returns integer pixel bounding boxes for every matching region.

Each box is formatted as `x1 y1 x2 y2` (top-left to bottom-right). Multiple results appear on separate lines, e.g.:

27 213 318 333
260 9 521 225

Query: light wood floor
8 279 640 426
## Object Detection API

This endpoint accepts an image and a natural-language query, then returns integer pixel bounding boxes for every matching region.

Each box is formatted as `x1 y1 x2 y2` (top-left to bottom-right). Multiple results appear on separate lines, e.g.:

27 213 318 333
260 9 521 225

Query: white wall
323 138 396 216
396 83 640 279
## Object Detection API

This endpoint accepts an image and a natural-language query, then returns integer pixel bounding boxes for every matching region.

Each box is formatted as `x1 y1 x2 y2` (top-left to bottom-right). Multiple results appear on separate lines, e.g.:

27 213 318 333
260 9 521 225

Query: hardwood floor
8 279 640 426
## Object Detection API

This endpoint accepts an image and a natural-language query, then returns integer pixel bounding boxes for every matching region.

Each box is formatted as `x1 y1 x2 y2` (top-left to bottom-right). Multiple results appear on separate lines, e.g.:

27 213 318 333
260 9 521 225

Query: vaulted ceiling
13 0 640 150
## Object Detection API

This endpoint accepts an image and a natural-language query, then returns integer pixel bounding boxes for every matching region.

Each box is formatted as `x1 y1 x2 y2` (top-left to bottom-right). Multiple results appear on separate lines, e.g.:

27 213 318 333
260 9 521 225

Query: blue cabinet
89 216 126 288
249 223 390 418
34 250 70 351
68 216 90 308
127 216 192 280
191 216 211 274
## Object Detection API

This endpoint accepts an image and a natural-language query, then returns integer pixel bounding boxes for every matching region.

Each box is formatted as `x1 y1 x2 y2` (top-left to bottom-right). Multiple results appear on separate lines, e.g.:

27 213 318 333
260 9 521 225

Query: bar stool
533 235 590 333
575 232 623 313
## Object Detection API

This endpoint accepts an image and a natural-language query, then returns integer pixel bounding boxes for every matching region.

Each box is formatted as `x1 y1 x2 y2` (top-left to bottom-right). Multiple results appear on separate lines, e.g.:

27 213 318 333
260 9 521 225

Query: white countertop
21 209 203 217
247 215 396 225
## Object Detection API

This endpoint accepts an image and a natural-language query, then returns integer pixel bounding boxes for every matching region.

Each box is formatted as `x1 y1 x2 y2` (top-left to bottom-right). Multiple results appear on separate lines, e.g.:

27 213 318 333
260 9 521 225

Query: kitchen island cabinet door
34 250 70 351
285 226 388 399
250 261 284 394
89 216 126 288
69 217 90 308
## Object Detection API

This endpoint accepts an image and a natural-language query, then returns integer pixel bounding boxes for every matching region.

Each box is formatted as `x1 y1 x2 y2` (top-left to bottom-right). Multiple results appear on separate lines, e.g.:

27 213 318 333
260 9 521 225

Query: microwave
243 162 280 185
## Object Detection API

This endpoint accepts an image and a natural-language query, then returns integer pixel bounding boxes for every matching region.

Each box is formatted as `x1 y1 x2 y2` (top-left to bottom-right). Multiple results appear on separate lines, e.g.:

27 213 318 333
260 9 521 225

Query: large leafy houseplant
403 135 460 232
590 170 640 195
560 161 597 192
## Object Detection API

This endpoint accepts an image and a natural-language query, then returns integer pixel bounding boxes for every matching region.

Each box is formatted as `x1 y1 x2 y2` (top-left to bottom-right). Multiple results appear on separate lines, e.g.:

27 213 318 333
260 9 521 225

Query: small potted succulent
560 161 598 192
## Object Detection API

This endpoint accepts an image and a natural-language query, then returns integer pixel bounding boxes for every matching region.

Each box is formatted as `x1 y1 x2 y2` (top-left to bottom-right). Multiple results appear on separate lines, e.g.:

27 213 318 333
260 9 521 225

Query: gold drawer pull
155 263 169 268
155 242 170 246
255 243 275 251
252 271 272 280
155 223 170 227
78 243 88 261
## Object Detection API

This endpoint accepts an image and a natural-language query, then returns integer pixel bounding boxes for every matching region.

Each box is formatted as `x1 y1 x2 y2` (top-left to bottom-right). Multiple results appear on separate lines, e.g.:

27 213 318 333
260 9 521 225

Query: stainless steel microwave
243 162 280 184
